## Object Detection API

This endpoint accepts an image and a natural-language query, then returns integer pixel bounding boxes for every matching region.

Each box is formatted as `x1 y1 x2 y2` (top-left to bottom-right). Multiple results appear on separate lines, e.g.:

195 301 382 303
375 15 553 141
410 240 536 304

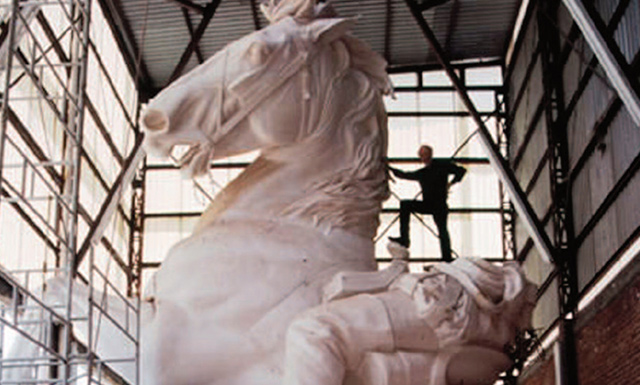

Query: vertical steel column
496 90 517 261
538 1 579 384
403 0 557 265
129 152 145 385
61 0 92 382
128 155 146 298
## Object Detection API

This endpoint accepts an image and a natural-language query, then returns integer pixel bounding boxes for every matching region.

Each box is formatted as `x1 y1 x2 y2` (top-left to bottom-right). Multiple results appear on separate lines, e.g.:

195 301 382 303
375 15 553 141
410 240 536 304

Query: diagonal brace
250 0 262 30
561 0 640 126
74 135 146 274
167 0 222 85
182 8 204 63
169 0 206 14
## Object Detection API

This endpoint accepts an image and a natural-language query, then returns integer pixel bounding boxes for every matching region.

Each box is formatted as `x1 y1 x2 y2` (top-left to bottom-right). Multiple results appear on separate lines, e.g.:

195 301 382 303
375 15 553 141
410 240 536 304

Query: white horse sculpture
141 1 536 384
5 2 535 384
140 1 391 384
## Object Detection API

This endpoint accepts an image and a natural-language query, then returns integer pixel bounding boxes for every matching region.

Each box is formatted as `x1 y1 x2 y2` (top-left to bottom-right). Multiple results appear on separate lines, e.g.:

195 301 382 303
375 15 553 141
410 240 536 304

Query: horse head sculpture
140 2 393 384
143 0 391 238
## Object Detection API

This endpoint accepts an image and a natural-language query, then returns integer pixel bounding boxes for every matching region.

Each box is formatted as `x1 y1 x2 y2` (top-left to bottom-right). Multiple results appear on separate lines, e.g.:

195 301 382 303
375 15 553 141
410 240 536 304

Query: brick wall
520 269 640 385
575 273 640 385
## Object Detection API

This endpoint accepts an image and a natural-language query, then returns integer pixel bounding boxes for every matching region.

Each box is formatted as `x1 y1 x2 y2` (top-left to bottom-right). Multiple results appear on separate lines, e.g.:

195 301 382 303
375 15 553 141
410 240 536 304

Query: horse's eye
246 42 272 66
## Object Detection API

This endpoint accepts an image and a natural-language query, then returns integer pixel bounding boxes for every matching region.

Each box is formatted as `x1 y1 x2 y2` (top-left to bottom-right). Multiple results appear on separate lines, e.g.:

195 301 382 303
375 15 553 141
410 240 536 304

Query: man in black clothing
388 145 466 261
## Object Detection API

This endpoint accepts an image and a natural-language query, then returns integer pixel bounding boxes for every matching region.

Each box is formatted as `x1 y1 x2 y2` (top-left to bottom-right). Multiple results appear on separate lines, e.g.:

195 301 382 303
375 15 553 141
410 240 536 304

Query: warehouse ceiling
101 0 523 95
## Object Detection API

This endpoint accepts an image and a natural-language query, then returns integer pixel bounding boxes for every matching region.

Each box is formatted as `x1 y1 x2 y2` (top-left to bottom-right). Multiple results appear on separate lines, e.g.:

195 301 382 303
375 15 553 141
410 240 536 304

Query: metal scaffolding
0 0 142 383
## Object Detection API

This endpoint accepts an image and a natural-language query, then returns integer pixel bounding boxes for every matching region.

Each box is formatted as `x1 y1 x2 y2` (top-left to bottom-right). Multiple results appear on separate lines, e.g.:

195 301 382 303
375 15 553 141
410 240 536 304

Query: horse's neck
197 53 389 239
196 135 385 239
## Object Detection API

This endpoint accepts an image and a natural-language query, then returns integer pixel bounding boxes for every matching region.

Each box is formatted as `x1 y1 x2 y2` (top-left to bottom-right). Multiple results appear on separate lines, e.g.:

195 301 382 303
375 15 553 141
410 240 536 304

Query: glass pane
143 217 199 264
422 70 454 86
465 66 502 85
390 73 418 87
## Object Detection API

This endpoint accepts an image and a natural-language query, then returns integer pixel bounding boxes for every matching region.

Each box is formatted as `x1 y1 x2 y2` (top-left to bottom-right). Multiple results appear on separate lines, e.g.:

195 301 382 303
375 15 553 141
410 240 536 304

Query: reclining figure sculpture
6 1 536 384
287 244 536 385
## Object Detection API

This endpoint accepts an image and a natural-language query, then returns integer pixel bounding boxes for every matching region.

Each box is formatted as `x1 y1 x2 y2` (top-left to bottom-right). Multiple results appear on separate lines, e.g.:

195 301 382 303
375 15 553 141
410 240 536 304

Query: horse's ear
309 17 357 45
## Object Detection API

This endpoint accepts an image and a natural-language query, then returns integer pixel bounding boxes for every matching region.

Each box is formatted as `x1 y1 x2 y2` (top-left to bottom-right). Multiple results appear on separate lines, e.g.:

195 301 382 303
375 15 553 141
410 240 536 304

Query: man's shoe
388 236 410 248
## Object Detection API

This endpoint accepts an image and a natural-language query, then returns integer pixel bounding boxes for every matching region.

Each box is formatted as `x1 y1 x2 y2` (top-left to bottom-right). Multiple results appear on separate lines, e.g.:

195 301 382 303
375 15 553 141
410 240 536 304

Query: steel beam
182 8 204 64
74 134 146 273
359 207 500 214
418 0 450 11
390 156 490 164
97 0 154 95
538 2 579 383
576 145 640 249
250 0 262 30
389 85 502 92
384 0 392 62
506 45 541 127
170 0 205 14
388 111 495 117
35 11 69 64
128 155 146 297
376 257 506 263
403 0 556 264
496 91 517 261
145 207 502 219
387 58 503 74
143 157 490 171
0 0 19 224
85 97 125 164
561 0 640 126
444 0 460 55
167 0 222 85
88 40 137 128
561 0 631 120
511 102 544 170
0 20 9 50
524 148 550 194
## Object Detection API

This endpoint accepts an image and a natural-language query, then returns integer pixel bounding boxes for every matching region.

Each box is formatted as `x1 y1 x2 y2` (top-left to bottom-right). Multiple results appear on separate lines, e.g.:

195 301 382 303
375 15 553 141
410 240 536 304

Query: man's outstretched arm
388 166 422 181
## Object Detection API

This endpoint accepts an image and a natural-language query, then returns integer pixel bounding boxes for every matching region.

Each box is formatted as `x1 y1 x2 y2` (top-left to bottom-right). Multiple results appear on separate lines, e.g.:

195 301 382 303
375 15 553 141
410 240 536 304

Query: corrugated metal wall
506 0 640 334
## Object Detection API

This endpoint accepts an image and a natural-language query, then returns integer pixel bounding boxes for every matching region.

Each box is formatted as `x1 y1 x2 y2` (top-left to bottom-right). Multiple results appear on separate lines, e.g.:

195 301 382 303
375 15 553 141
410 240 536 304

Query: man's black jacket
390 159 466 207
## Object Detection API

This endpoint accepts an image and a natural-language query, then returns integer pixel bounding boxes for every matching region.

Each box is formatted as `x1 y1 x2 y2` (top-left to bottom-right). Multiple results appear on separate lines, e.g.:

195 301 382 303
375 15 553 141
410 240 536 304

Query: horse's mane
276 31 391 238
194 1 392 239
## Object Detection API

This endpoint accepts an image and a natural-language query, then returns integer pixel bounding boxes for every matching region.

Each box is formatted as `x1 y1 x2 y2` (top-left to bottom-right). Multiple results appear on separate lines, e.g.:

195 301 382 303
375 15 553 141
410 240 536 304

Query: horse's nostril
143 109 169 132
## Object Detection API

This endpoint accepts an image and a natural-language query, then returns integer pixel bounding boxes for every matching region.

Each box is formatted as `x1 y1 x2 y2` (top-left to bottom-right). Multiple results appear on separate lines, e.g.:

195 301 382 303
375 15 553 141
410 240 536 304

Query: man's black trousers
398 200 452 262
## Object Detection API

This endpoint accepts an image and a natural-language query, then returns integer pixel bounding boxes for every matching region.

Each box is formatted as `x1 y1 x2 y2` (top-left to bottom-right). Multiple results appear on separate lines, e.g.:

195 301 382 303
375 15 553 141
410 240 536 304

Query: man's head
418 145 433 165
